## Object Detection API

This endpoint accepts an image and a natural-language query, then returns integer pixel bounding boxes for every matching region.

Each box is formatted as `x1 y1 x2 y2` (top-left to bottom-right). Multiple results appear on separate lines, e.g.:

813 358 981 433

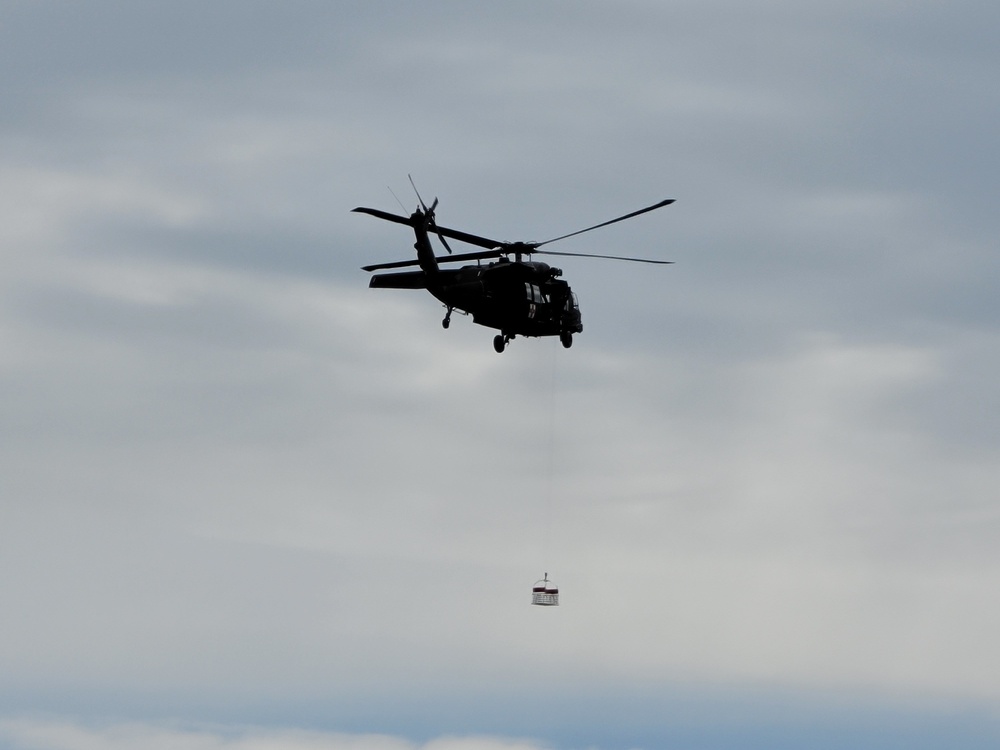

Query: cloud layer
2 2 999 748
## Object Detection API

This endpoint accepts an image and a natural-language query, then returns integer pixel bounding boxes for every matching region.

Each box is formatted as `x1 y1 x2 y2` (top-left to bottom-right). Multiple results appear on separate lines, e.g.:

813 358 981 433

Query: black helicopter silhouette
355 181 674 353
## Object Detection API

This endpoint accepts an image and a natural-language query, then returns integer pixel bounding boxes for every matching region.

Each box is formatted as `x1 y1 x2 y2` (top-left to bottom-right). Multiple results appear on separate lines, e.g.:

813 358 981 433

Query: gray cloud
2 2 999 748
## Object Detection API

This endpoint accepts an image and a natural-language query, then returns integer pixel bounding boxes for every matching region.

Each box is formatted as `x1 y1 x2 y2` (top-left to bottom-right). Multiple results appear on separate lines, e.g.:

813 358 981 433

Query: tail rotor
409 174 453 254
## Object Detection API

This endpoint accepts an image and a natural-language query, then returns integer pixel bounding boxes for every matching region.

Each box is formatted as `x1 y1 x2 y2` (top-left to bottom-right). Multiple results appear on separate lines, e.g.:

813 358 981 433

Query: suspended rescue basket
531 573 559 606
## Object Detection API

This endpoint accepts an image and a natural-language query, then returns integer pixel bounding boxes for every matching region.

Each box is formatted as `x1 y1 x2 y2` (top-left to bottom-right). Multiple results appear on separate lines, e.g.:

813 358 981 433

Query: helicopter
355 181 674 353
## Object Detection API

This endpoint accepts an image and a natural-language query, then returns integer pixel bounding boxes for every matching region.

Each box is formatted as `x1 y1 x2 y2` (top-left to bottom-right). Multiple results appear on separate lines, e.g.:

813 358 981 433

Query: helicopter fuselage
370 256 583 341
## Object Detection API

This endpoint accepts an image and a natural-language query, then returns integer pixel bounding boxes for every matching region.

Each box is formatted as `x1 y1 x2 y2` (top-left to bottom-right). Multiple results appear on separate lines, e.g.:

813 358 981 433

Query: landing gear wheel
442 308 452 329
560 332 573 349
493 334 506 353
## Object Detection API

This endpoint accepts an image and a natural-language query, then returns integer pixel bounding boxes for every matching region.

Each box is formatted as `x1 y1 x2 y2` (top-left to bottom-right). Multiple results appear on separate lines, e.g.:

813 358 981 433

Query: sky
2 1 999 748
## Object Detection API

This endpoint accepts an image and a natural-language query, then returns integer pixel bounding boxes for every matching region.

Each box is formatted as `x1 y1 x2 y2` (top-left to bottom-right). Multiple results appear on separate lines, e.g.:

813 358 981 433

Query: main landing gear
494 332 572 352
442 307 452 329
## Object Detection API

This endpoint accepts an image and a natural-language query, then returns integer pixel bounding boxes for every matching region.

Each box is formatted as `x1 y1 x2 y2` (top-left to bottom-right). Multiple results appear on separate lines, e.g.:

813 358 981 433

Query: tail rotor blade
436 229 453 254
408 174 428 212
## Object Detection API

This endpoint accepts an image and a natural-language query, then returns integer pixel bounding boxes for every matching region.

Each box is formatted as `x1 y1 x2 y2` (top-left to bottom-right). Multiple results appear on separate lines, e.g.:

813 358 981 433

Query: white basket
531 574 559 606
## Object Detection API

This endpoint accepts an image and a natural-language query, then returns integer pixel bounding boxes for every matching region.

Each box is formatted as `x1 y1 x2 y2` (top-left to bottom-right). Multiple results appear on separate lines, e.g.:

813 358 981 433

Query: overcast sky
2 2 999 749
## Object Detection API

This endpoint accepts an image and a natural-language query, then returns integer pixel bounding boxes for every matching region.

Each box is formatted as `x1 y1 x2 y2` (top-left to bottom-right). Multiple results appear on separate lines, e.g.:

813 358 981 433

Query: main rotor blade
362 258 421 272
354 206 503 250
534 249 673 265
352 206 416 227
435 248 506 264
429 223 504 250
362 248 505 272
355 198 675 257
534 198 675 247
